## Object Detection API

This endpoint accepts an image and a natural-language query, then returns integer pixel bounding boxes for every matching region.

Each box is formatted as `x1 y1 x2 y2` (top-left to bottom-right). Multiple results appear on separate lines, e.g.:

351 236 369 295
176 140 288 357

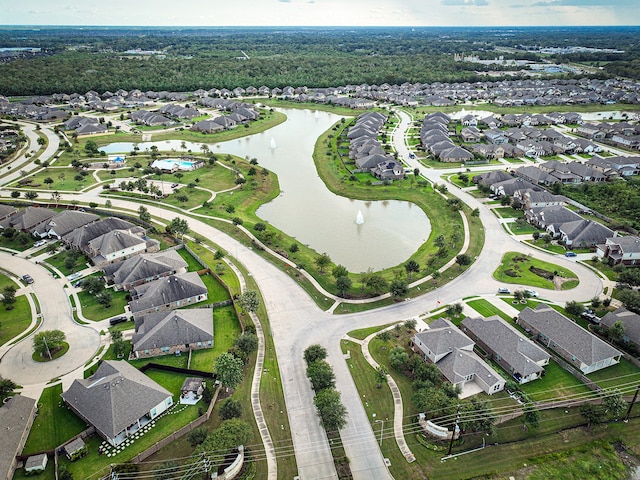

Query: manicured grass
12 166 94 192
508 221 539 235
347 324 389 340
0 272 20 290
0 295 32 346
466 298 513 322
32 341 69 362
494 206 525 219
46 250 89 276
526 238 569 255
494 251 578 289
521 360 591 402
149 162 238 192
186 242 241 296
585 258 619 281
586 357 640 391
76 289 129 321
199 273 232 303
160 186 212 210
178 246 207 271
22 383 87 455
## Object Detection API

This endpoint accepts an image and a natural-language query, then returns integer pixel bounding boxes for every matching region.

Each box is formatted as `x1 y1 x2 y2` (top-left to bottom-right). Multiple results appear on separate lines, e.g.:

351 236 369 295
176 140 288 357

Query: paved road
0 111 608 479
0 252 101 397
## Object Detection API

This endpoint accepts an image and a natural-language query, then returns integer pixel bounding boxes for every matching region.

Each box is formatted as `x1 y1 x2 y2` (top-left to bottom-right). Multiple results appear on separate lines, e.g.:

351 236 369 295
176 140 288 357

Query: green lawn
525 239 568 254
0 295 32 346
347 324 389 340
586 358 640 391
199 273 231 303
13 167 93 192
466 298 513 321
149 162 238 192
186 242 241 296
22 384 88 455
494 206 525 219
521 360 591 402
76 289 129 321
0 272 20 290
494 252 578 289
46 250 89 276
178 247 205 272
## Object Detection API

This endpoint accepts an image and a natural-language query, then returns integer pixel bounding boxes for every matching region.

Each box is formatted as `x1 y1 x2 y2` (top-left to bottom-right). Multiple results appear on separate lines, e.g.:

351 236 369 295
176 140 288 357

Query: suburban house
132 308 214 358
0 206 56 232
32 210 99 239
129 272 208 318
461 316 550 384
558 219 614 249
103 250 188 291
439 146 474 163
472 170 512 186
370 160 405 181
597 235 640 266
191 119 224 134
491 177 541 197
62 217 142 250
601 307 640 347
0 204 17 222
61 361 173 447
587 155 640 178
525 205 582 235
0 395 37 480
86 229 160 267
411 318 505 397
517 304 622 374
515 190 565 210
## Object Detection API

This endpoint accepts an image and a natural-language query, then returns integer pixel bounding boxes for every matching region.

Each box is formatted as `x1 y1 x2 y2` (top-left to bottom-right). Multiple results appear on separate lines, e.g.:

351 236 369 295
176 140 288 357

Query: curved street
0 111 608 479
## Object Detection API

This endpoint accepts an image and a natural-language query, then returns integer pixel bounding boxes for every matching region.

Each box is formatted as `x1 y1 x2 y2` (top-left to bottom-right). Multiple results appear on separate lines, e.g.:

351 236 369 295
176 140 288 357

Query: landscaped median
494 251 579 290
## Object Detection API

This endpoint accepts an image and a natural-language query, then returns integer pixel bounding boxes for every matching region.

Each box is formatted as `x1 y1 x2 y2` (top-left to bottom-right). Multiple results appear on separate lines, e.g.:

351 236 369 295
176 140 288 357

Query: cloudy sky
2 0 638 26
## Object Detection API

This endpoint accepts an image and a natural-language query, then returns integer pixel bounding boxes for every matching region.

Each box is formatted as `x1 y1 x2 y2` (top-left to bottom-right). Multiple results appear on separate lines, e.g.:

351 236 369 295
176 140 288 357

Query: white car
524 289 539 298
33 240 47 248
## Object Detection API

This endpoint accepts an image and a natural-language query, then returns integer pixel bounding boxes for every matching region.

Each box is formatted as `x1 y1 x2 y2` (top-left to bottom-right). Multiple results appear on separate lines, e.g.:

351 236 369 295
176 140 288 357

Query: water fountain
270 137 277 149
355 210 364 225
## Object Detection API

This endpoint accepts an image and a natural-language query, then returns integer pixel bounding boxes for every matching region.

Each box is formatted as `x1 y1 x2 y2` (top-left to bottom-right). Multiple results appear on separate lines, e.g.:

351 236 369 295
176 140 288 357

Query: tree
306 360 336 392
314 388 348 432
304 344 327 364
44 177 54 189
411 388 456 418
237 290 260 313
608 320 625 343
314 253 331 274
10 190 20 198
96 291 112 308
187 427 208 447
214 353 244 390
388 346 409 371
434 234 447 248
461 398 496 435
167 217 189 239
375 366 388 389
377 330 391 343
405 319 417 331
332 264 348 280
33 330 66 360
335 276 352 296
390 278 408 299
602 389 626 418
105 199 112 209
0 376 17 402
404 260 420 279
138 205 151 223
455 254 471 269
219 399 243 420
565 300 585 317
196 419 252 464
580 403 604 429
24 191 38 200
235 333 258 356
254 222 266 232
619 289 640 314
446 303 464 318
2 285 17 310
365 275 388 295
522 402 540 429
82 276 105 295
289 243 299 253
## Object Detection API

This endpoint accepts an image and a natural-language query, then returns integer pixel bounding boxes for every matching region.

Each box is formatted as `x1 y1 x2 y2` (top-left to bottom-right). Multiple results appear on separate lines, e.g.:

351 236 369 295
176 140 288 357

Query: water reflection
100 109 431 271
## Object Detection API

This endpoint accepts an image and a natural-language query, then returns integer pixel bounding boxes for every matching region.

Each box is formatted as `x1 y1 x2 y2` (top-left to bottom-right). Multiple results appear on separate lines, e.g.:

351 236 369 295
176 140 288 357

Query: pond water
100 109 431 271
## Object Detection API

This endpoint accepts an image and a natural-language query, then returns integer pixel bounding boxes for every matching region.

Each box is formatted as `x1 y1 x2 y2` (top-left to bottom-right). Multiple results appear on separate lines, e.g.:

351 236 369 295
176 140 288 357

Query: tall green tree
214 353 244 390
314 388 348 432
33 330 66 360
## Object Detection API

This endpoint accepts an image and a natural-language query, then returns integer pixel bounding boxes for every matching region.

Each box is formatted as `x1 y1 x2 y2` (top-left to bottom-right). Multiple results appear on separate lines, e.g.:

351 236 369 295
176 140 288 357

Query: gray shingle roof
414 318 473 357
0 395 37 480
461 316 550 378
601 307 640 345
133 308 213 352
1 206 56 231
518 304 621 367
32 210 99 238
62 217 139 249
61 360 171 440
129 272 207 314
103 250 188 287
88 229 147 256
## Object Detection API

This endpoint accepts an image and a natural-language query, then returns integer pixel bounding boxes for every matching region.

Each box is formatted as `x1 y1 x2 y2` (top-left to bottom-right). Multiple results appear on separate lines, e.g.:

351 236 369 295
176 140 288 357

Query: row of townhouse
577 121 640 150
419 112 475 163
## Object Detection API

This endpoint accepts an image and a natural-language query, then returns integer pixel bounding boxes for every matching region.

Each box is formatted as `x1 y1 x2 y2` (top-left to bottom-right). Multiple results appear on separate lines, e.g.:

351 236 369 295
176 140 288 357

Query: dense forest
0 26 638 95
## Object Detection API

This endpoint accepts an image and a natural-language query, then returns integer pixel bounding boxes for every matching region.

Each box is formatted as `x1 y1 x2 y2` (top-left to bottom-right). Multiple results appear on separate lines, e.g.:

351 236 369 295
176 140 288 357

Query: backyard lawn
77 289 129 321
494 251 578 290
22 384 87 455
521 360 591 402
46 250 90 276
587 358 640 391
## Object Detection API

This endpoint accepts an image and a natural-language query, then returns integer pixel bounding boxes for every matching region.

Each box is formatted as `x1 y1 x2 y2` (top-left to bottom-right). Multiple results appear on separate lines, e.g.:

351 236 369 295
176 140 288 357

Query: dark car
22 274 34 284
565 251 577 257
109 316 129 326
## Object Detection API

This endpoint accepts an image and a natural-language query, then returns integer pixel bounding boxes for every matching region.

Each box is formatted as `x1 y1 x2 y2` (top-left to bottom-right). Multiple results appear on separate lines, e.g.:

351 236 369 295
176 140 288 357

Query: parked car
565 251 577 257
581 309 599 323
498 287 511 294
33 240 47 248
524 289 538 298
408 153 416 159
171 183 179 188
22 274 34 284
109 316 129 326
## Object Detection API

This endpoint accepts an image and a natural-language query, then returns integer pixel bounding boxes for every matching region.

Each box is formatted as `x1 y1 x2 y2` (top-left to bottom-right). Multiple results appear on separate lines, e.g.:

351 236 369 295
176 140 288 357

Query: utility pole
447 405 461 456
624 384 640 423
